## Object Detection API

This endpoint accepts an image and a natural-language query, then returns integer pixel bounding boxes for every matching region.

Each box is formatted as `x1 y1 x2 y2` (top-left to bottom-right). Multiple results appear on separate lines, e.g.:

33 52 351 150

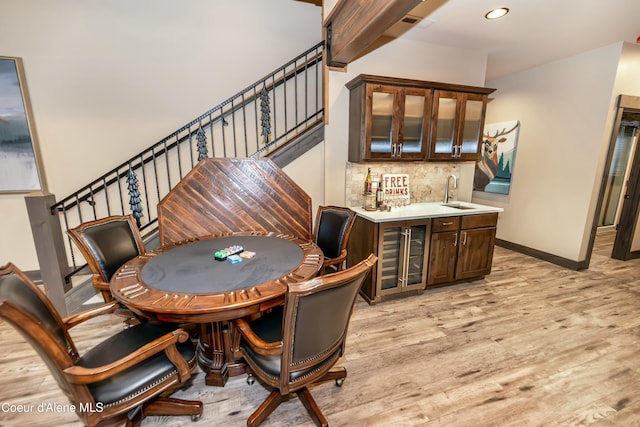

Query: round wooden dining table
110 231 323 386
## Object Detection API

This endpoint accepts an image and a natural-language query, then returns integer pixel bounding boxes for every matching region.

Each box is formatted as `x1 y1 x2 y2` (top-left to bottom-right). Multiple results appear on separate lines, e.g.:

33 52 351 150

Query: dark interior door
612 126 640 260
588 95 640 266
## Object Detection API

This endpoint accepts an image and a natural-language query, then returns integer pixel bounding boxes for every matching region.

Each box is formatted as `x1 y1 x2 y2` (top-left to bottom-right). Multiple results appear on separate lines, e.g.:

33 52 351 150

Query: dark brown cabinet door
428 213 497 286
365 84 399 160
429 91 487 161
429 90 460 160
457 93 487 161
427 230 458 285
397 88 431 160
456 227 496 280
363 85 431 161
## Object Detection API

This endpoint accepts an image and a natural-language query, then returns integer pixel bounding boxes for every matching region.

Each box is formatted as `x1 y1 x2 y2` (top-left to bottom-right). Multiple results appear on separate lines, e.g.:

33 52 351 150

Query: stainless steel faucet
444 174 457 203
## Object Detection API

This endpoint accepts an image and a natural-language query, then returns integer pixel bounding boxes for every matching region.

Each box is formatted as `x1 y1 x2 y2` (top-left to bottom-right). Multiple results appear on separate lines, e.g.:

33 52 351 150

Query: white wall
0 0 321 270
283 141 325 225
477 42 628 262
325 38 489 206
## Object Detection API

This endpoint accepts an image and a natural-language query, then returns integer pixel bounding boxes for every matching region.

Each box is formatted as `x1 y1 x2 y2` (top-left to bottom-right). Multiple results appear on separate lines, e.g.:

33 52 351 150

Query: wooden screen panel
157 158 313 245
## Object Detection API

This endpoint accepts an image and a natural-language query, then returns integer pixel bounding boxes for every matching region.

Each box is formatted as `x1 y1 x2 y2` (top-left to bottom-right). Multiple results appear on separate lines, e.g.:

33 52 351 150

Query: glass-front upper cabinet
365 85 430 160
398 88 431 160
430 90 488 161
368 85 397 159
430 91 459 160
346 74 494 163
459 93 487 160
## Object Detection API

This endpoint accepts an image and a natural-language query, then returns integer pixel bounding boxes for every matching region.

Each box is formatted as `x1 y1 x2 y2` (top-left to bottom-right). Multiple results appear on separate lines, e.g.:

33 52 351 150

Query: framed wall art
0 56 46 193
474 120 520 194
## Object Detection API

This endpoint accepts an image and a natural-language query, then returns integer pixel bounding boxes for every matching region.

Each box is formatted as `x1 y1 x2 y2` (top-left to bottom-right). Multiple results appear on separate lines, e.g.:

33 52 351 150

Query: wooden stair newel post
24 191 70 316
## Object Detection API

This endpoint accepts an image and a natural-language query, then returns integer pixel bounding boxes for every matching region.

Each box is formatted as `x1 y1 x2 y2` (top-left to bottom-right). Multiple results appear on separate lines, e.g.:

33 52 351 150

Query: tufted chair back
0 264 78 393
234 254 377 426
0 263 203 426
313 205 356 274
68 215 145 302
286 271 361 371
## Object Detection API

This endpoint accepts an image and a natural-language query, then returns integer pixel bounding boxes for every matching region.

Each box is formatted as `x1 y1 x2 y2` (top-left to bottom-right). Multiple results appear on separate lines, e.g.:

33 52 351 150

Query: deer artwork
473 122 519 191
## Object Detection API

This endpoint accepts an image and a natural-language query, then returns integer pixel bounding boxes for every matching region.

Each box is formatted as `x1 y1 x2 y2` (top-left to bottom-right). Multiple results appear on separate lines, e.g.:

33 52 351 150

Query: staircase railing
50 42 324 275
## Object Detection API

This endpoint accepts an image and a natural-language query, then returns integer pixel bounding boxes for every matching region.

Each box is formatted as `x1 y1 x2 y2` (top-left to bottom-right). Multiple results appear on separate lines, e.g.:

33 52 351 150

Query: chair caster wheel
335 378 344 387
191 414 201 421
247 374 255 385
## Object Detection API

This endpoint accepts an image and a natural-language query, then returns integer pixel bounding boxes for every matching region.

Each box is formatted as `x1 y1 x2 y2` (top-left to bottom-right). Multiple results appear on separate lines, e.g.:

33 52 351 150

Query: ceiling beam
324 0 423 69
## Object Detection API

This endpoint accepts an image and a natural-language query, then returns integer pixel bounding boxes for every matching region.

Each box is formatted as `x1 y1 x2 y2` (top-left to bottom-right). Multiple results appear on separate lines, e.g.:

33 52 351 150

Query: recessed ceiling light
485 8 509 20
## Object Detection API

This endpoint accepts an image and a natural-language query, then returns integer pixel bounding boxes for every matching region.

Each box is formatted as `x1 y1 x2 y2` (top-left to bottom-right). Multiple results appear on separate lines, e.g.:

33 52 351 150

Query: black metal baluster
293 62 298 132
163 140 172 190
271 75 276 145
303 53 309 127
220 107 227 157
61 207 77 269
230 99 237 157
187 126 195 168
87 186 96 218
241 93 248 156
253 86 259 153
151 147 161 202
139 155 151 225
75 194 83 224
315 46 320 118
102 177 111 216
284 66 289 135
116 169 125 215
176 133 183 179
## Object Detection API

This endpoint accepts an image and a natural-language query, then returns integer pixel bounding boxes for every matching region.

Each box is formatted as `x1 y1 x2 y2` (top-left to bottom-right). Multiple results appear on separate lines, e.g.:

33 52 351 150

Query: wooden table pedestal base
196 321 246 387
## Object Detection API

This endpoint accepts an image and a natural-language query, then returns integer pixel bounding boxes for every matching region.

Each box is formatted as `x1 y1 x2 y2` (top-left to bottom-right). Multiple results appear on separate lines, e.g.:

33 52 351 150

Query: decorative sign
382 173 410 204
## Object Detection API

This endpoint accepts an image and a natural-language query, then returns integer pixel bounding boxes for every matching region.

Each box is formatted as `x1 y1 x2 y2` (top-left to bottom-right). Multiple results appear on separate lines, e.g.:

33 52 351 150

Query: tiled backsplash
345 162 459 208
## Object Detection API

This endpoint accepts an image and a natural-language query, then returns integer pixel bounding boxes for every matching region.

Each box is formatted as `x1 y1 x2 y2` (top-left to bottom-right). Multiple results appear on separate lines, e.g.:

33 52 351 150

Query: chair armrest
233 318 282 356
322 249 347 267
63 301 120 329
63 328 191 384
91 275 110 289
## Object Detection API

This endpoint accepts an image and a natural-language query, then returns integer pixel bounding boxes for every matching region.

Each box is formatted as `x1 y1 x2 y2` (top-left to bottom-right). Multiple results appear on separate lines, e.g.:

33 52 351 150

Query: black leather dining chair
232 253 377 426
0 262 203 427
68 215 146 304
313 205 356 275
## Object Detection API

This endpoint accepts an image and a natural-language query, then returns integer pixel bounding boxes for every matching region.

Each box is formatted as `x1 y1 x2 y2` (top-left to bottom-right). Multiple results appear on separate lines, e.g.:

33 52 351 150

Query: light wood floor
1 229 639 427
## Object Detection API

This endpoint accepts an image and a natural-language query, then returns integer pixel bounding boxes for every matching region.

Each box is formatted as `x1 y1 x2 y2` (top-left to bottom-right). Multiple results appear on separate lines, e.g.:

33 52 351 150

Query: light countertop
350 201 504 223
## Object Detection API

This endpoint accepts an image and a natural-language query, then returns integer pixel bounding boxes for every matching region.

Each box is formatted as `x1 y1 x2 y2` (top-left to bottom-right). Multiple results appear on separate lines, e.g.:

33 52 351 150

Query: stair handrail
51 41 323 217
46 41 324 275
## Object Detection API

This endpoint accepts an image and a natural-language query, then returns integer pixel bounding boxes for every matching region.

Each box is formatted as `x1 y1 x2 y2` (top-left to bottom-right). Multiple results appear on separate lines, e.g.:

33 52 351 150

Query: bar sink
441 202 475 210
